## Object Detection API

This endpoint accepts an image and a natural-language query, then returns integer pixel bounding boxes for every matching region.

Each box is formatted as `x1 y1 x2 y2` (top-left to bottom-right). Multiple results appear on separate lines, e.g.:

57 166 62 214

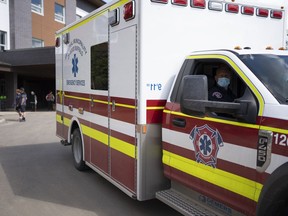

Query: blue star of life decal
189 124 224 168
72 54 79 77
199 134 212 156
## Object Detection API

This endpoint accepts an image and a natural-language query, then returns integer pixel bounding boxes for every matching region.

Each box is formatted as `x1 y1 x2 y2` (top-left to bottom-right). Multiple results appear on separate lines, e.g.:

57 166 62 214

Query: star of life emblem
189 124 224 168
72 54 79 77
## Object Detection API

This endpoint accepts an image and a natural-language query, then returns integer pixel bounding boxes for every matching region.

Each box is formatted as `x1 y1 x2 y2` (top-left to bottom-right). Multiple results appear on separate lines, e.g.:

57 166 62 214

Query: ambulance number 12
274 133 288 146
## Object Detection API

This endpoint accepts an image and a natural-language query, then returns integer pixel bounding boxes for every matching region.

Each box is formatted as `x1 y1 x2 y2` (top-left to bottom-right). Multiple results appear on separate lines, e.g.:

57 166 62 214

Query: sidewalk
0 111 52 124
0 111 58 148
0 111 20 116
0 111 17 123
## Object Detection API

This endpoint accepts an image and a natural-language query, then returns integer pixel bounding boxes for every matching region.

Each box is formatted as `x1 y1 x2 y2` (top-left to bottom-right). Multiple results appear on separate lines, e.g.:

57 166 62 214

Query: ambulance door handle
91 97 94 107
68 105 73 111
112 100 116 112
172 118 186 128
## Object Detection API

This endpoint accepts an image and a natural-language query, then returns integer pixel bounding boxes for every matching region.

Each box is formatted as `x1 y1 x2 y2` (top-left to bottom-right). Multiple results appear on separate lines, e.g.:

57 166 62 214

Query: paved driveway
0 111 180 216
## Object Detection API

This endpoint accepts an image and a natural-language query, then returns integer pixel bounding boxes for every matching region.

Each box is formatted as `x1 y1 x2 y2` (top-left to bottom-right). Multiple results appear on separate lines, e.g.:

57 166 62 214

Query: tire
257 163 288 216
71 128 87 171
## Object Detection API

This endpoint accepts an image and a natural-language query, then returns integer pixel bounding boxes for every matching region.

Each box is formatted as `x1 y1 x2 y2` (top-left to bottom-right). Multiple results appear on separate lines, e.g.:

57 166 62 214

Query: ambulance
55 0 288 215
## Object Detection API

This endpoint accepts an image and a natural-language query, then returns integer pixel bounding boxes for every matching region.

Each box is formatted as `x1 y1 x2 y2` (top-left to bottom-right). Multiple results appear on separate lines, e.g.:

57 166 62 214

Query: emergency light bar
110 0 285 27
148 0 284 21
235 46 286 50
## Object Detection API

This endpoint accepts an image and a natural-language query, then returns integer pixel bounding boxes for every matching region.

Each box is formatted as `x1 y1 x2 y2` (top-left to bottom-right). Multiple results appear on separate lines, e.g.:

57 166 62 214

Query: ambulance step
156 189 218 216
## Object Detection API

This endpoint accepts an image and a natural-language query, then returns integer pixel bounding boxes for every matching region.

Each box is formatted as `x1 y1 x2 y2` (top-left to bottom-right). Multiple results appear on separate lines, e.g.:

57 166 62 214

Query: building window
31 0 43 15
0 31 6 51
32 38 44 48
55 3 65 23
91 43 108 90
0 0 7 4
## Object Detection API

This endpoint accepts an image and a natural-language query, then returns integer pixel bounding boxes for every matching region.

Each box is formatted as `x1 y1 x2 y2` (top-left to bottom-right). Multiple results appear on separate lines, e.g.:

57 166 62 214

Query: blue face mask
217 77 230 89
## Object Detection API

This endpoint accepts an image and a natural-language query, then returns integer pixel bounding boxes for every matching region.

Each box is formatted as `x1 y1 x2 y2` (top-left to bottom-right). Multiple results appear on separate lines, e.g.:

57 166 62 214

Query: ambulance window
174 59 247 103
192 60 246 99
181 60 258 123
91 42 108 90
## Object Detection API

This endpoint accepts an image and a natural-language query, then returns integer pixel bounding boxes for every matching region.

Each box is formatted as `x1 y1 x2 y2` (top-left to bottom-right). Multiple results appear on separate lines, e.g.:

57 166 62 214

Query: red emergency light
242 6 254 16
271 10 283 19
151 0 168 3
55 37 60 47
191 0 205 8
172 0 187 6
124 1 135 21
256 8 269 17
226 4 239 13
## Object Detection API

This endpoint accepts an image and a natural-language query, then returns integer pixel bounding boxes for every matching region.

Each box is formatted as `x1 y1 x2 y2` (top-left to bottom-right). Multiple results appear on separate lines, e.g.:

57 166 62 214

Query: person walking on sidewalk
46 91 55 111
19 87 27 122
30 91 37 111
15 89 22 120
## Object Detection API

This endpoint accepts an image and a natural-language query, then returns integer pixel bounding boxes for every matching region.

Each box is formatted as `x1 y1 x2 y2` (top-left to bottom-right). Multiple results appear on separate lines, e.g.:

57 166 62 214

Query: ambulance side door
88 12 110 174
108 25 137 193
164 56 261 214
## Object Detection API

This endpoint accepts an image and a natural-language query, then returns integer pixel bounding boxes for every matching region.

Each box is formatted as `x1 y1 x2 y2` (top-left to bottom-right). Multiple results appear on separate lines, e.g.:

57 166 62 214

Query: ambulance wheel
257 163 288 216
72 128 87 171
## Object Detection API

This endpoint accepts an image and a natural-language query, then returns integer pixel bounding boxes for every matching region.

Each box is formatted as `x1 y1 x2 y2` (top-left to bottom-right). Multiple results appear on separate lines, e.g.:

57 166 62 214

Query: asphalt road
0 111 181 216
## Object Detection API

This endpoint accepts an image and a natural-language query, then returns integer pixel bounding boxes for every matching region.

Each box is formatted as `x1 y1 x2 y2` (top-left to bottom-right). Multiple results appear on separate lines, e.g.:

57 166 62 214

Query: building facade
0 0 10 51
0 0 104 110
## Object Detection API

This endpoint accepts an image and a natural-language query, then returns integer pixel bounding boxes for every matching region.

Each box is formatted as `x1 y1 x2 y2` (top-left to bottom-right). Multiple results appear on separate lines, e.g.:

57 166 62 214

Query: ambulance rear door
55 33 65 139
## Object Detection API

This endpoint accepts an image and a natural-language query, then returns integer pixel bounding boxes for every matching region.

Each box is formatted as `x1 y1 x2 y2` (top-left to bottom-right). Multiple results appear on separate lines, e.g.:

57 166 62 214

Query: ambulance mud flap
156 189 217 216
61 140 71 146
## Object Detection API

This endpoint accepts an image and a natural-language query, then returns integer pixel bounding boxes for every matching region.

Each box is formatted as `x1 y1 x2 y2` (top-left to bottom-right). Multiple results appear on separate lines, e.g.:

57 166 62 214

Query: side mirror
180 75 208 116
180 75 241 117
180 75 257 123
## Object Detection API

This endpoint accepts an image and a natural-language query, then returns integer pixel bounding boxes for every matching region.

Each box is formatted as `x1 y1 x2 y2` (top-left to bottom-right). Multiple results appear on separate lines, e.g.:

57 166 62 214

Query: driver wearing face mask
208 65 236 102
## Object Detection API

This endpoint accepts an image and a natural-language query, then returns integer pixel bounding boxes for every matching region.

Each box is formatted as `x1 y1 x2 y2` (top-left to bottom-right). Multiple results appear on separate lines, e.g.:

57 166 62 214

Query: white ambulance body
56 0 288 215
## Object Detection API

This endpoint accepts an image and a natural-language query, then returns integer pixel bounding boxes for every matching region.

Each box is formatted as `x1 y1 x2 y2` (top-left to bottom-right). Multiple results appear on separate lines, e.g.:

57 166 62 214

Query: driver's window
193 61 249 120
193 61 245 102
175 58 258 123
